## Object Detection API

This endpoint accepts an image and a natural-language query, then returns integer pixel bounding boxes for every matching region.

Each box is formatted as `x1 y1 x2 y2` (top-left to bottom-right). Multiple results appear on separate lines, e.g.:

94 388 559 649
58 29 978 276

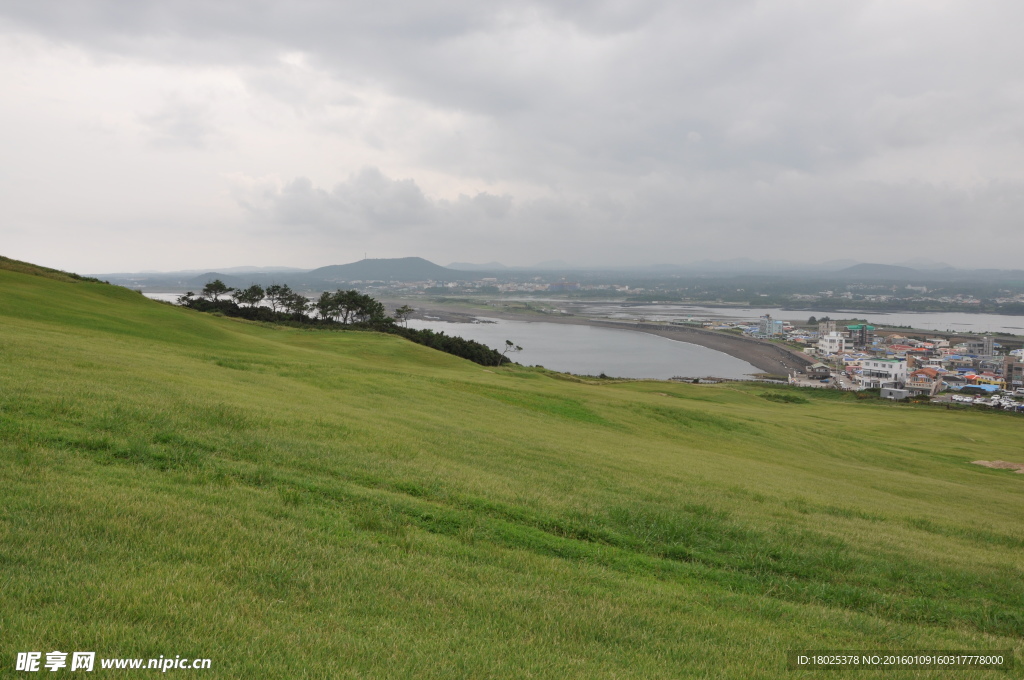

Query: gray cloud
242 168 516 233
258 169 433 229
138 98 218 149
2 1 1024 269
238 168 1024 267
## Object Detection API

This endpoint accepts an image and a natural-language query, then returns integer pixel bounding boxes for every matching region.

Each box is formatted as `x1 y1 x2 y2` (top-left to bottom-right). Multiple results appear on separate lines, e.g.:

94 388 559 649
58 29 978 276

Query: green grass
1 264 1023 678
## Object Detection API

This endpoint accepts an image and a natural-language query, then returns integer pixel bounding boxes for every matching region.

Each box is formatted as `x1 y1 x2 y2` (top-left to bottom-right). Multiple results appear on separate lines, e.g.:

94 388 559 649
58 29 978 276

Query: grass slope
1 264 1023 678
0 255 107 284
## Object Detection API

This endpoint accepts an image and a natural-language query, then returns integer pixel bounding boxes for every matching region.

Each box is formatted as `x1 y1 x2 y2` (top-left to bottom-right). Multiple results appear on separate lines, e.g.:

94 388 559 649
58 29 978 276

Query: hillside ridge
0 254 107 284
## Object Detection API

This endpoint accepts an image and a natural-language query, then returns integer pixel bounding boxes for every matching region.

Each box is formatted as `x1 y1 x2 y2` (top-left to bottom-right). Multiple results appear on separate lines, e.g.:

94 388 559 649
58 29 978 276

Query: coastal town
721 314 1024 407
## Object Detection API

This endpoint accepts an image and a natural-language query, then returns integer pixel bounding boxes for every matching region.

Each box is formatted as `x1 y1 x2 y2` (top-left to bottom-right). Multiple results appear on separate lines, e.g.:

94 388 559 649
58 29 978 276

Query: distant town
352 279 1024 313
99 256 1024 316
746 315 1024 408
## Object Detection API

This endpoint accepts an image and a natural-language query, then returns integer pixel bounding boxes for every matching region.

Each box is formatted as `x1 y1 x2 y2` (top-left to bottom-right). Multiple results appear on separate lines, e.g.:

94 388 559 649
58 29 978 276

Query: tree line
177 280 512 367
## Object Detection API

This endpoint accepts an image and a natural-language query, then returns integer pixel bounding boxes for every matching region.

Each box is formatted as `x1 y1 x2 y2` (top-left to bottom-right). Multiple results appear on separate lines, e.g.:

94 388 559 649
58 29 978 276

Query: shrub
759 392 809 404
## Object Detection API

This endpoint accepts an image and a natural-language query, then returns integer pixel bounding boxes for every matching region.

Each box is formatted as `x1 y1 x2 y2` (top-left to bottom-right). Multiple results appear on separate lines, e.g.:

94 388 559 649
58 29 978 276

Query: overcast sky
2 1 1023 272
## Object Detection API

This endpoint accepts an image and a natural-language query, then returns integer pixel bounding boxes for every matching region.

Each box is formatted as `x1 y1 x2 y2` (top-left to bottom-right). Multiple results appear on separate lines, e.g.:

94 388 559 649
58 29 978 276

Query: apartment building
857 358 907 389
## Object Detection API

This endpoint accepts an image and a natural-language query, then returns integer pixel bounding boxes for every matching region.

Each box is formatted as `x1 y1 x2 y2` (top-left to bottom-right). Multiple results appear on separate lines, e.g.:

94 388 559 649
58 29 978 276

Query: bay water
408 317 759 379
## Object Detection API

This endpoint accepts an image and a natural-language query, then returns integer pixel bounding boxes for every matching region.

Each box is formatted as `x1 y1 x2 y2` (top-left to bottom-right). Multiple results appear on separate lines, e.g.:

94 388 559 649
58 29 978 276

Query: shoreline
399 301 814 376
586 319 814 376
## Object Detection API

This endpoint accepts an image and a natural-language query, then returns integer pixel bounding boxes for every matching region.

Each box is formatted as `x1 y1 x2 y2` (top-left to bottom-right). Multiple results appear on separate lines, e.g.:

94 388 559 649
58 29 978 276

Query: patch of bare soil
971 460 1024 474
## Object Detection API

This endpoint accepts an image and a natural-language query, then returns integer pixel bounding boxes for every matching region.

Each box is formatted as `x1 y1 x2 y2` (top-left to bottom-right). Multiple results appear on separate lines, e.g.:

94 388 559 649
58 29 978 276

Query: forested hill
306 257 465 283
93 257 472 291
834 263 927 280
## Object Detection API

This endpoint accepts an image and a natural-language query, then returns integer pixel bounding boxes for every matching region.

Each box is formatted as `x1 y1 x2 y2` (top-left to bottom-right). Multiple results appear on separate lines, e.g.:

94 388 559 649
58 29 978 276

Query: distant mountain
305 257 467 283
101 265 310 277
819 259 861 270
88 257 1024 292
532 260 575 270
894 258 955 271
447 261 508 271
677 258 862 274
187 272 230 287
834 263 923 280
203 265 311 274
95 258 470 291
189 257 470 287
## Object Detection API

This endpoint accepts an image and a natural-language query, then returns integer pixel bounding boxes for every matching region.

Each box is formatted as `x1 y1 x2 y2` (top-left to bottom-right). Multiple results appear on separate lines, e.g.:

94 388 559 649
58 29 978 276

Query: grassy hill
1 261 1022 678
0 254 108 284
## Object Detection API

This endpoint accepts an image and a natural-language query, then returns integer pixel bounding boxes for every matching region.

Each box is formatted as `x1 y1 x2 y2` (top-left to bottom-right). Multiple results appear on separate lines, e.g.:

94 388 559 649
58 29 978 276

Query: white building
758 314 785 337
818 332 847 355
857 358 907 389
